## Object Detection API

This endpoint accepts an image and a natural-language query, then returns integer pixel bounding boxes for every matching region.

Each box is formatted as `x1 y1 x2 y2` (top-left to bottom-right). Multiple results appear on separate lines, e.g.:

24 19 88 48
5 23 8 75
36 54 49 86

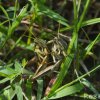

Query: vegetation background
0 0 100 100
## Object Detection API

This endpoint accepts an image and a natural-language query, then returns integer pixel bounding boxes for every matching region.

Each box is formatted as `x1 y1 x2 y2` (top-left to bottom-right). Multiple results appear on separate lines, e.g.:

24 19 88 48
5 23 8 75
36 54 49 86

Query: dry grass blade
32 60 61 80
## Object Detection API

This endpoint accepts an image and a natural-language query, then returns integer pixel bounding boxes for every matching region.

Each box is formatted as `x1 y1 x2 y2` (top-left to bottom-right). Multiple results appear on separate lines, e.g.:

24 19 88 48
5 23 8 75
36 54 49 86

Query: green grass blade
77 0 90 30
0 78 10 84
67 0 90 54
25 80 32 100
8 4 28 37
73 0 78 23
37 78 43 100
3 87 16 100
81 78 99 95
78 93 97 99
60 18 100 32
67 31 78 54
0 5 9 34
48 83 83 99
44 65 100 99
82 18 100 27
14 61 22 72
77 0 81 14
55 65 100 92
85 33 100 56
3 88 12 100
0 5 10 22
37 2 70 27
0 5 28 48
15 84 23 100
13 0 19 18
47 54 74 97
0 68 17 78
60 0 90 32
